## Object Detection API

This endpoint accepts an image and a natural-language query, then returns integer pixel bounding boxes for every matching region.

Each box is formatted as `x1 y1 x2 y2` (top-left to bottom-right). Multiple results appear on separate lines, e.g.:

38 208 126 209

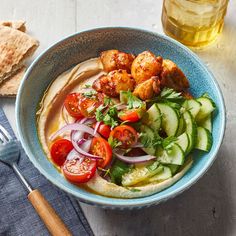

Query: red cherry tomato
50 139 73 166
109 125 138 148
118 109 141 122
62 158 97 183
93 123 111 139
90 137 112 168
79 93 104 118
64 93 83 119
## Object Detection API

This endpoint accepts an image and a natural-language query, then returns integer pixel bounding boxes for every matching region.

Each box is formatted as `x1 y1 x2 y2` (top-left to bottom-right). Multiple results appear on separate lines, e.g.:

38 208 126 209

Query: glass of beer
162 0 229 48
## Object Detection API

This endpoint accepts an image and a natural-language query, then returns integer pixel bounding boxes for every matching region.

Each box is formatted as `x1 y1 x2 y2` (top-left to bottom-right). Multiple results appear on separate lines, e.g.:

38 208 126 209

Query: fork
0 124 71 236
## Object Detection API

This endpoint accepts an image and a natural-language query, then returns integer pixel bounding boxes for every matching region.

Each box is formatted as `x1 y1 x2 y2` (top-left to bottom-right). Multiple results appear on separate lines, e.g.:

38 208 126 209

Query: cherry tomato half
90 137 112 168
118 109 141 122
93 123 111 139
64 93 83 119
62 158 97 183
109 125 138 148
50 139 73 166
79 93 104 118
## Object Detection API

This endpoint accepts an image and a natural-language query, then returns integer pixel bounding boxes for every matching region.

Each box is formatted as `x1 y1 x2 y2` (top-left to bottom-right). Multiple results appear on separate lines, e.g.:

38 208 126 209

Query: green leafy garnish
95 105 119 128
140 132 177 151
121 91 144 109
82 90 97 98
104 96 113 106
110 160 131 185
108 136 122 149
160 88 183 100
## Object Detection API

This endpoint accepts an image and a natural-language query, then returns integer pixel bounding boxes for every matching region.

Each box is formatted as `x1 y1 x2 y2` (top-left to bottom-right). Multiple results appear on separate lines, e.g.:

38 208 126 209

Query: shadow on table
83 118 235 236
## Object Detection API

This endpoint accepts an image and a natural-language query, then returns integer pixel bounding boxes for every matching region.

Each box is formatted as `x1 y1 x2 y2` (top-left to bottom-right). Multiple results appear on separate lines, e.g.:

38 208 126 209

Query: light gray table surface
1 1 236 235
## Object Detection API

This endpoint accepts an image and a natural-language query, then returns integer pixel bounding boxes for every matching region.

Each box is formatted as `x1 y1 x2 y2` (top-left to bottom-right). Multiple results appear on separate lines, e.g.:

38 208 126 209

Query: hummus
37 58 192 199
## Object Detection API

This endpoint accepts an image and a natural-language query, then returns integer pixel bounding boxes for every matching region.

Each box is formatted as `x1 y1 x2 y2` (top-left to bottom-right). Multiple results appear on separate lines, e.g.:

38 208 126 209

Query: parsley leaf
121 91 144 109
160 88 183 100
110 160 131 185
82 90 97 98
82 84 92 89
104 96 113 106
108 136 122 149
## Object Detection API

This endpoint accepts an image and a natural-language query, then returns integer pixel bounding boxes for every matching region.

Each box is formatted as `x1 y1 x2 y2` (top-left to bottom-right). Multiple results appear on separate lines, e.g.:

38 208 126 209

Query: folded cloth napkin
0 107 94 236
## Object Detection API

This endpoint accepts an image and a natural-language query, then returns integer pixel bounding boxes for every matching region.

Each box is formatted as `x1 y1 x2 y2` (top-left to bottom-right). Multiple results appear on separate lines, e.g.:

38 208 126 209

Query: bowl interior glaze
16 28 225 209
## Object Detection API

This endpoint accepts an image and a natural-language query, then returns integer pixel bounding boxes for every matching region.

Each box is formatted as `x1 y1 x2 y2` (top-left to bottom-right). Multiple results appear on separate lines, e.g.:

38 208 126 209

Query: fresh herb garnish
121 91 144 109
95 105 119 128
110 160 131 185
160 88 183 100
140 132 177 151
108 136 122 149
82 90 97 98
104 96 113 106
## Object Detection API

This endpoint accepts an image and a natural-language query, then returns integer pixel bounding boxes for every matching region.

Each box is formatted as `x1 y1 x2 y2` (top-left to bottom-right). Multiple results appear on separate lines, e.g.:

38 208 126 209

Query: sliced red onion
49 123 100 141
93 121 101 135
113 150 156 163
80 139 92 152
66 149 81 161
71 138 102 159
78 138 86 145
131 142 144 148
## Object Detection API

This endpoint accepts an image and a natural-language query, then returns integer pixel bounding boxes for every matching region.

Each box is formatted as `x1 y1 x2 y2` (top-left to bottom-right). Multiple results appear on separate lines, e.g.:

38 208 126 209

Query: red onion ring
93 121 101 135
49 123 100 141
113 150 156 163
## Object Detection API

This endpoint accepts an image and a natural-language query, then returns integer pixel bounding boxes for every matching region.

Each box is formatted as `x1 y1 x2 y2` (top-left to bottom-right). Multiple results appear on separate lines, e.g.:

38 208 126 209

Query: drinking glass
162 0 229 48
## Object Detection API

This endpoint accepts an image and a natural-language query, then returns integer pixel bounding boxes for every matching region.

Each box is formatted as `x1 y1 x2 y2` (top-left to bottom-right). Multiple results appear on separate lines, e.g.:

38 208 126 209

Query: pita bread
0 26 39 83
0 20 26 32
0 66 26 97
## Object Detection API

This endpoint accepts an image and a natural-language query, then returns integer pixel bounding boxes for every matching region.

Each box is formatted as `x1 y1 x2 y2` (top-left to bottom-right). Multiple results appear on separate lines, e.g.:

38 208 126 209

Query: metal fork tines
0 124 32 192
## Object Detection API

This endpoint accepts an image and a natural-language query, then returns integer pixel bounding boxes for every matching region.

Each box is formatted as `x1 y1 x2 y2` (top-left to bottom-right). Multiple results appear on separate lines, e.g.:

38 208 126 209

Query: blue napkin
0 107 94 236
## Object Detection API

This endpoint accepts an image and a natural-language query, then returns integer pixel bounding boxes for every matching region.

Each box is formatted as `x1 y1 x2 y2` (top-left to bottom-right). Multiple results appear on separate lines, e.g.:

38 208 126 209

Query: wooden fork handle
28 189 72 236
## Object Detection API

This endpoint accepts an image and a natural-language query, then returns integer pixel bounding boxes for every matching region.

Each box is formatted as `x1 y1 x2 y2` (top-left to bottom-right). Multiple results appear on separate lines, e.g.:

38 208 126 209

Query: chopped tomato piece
109 125 138 148
50 139 73 166
62 158 97 183
90 137 112 168
93 123 111 139
118 109 142 122
79 93 104 118
64 93 83 119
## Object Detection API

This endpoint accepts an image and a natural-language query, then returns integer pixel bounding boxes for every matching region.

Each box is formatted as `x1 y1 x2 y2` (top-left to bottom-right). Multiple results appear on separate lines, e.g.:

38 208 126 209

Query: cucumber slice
183 99 201 118
156 143 185 165
143 104 162 132
167 164 180 175
140 125 156 155
195 127 213 152
176 115 185 136
157 103 179 136
198 114 212 133
183 111 197 154
196 97 215 121
148 166 172 183
175 132 190 153
121 162 163 186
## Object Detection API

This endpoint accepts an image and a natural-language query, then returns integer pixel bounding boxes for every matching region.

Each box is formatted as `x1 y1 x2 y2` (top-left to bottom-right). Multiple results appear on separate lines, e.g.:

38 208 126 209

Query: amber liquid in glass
162 0 229 48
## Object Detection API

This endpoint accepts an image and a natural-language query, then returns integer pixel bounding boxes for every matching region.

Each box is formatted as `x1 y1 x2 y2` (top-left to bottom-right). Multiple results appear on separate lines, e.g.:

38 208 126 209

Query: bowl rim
16 27 226 208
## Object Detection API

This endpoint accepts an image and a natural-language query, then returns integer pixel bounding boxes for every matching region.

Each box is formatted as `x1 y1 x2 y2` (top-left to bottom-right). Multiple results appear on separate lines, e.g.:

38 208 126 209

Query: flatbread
0 26 39 84
0 66 26 97
0 20 26 32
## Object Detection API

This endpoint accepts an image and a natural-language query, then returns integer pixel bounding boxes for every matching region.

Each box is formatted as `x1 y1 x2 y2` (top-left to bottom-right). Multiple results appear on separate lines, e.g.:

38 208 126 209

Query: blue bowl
16 27 226 209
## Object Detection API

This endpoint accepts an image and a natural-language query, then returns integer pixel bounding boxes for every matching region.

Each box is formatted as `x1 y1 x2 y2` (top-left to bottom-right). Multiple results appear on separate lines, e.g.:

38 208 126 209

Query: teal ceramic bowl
16 27 225 209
